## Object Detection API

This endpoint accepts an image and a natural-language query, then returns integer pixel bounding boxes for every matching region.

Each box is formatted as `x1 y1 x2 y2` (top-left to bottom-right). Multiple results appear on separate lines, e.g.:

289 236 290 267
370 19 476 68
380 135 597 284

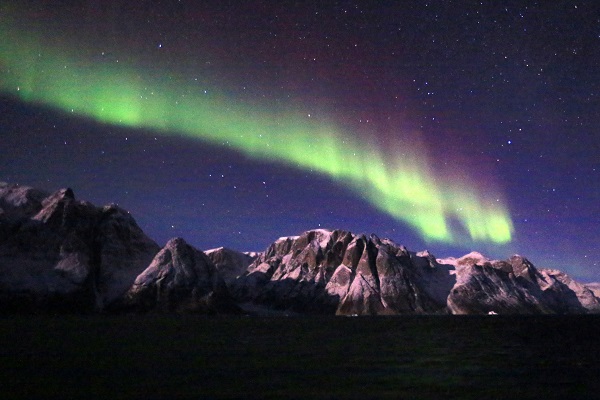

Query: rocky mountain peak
40 187 74 206
507 254 538 281
456 251 489 266
120 237 236 313
232 228 600 316
416 250 438 268
164 236 187 249
32 187 81 226
231 228 455 315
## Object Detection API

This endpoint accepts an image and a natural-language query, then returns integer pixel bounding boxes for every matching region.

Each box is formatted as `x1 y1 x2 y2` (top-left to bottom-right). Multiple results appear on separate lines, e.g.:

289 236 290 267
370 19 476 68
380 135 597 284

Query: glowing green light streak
0 18 513 244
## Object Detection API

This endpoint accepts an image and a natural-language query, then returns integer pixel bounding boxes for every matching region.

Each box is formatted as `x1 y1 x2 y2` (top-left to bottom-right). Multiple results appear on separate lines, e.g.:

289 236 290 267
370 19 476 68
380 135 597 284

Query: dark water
0 315 599 399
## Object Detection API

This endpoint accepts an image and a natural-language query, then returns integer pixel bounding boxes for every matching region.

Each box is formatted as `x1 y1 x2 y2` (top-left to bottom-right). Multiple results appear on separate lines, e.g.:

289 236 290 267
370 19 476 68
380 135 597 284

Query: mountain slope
1 183 598 315
118 238 238 313
443 253 600 314
0 183 160 312
232 229 600 315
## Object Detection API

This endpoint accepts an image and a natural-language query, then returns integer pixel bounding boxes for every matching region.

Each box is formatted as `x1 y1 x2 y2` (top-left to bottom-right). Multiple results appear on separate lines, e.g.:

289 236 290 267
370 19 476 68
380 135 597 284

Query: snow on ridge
436 257 458 267
416 250 434 258
204 247 224 255
437 251 491 268
205 247 260 258
460 251 489 261
311 228 333 235
277 235 299 242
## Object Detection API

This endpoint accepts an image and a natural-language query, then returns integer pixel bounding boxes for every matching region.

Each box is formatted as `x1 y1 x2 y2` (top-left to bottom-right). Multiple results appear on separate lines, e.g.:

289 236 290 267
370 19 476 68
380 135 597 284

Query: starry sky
1 1 599 281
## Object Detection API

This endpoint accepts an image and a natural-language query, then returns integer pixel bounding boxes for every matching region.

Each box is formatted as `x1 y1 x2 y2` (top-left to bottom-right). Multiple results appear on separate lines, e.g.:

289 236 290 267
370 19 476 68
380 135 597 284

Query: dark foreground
0 315 599 399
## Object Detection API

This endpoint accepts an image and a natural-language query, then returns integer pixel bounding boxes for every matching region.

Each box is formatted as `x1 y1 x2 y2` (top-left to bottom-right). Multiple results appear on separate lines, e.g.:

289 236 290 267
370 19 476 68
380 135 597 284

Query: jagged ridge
232 231 600 315
1 183 598 315
231 229 455 315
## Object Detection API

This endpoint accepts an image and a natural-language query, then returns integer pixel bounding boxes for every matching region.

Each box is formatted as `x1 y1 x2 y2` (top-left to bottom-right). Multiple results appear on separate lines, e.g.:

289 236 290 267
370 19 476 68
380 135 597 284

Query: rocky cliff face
0 183 160 313
230 229 455 315
537 268 600 313
231 231 600 316
445 253 600 314
118 238 238 313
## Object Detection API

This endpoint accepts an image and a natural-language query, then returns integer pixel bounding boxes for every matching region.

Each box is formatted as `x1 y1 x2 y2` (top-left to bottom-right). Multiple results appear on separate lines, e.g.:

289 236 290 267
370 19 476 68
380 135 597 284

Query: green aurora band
0 19 513 244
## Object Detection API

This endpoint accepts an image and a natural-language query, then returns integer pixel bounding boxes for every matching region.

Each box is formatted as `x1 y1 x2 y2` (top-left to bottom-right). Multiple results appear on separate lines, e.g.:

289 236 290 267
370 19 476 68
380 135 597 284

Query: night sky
1 1 599 281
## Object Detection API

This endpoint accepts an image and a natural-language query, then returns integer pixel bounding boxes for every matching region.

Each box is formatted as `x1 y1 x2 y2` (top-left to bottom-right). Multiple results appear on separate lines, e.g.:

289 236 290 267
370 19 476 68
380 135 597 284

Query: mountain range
1 182 598 315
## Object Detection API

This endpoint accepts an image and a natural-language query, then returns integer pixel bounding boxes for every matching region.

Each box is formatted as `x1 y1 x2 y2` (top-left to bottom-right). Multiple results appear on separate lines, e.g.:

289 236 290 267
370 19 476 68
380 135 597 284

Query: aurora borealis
0 11 512 245
2 1 599 280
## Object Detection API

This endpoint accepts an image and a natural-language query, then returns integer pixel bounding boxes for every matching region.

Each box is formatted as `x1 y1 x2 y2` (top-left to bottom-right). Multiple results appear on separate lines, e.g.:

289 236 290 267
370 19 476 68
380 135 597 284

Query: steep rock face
92 204 162 306
447 253 550 315
231 230 347 313
230 229 455 315
0 184 159 313
120 238 237 313
335 235 384 315
335 235 455 315
232 231 600 316
205 247 256 285
446 253 599 314
586 282 600 298
538 268 600 313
